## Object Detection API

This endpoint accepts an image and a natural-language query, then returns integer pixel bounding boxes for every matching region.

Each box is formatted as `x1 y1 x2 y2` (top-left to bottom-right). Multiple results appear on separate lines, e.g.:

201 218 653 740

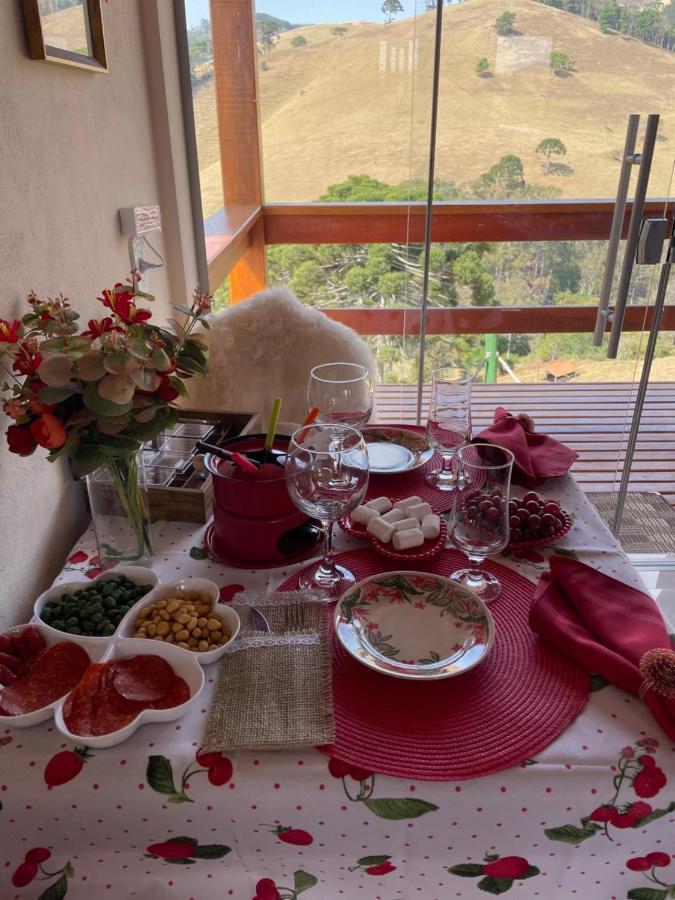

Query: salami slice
112 655 174 702
0 642 90 716
150 676 190 710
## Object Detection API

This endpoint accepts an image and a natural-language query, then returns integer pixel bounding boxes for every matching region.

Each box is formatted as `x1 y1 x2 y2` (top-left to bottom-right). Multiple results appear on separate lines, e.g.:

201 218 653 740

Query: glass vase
85 449 154 569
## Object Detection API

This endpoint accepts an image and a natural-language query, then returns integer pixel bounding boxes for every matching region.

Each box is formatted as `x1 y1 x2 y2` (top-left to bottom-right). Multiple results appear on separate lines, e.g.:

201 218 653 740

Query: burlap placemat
201 592 334 751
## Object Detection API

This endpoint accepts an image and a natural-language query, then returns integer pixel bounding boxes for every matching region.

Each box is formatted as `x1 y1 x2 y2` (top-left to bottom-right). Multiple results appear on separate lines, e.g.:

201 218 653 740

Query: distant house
545 361 578 383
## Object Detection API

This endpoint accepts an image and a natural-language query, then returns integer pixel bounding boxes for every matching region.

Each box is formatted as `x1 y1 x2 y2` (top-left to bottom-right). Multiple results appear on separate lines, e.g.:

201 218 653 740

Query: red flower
6 423 37 456
0 319 21 343
155 374 179 403
483 856 530 879
626 857 651 871
13 347 42 376
612 801 652 828
30 413 67 449
99 285 151 324
633 766 667 798
68 550 88 564
645 852 671 868
82 317 121 337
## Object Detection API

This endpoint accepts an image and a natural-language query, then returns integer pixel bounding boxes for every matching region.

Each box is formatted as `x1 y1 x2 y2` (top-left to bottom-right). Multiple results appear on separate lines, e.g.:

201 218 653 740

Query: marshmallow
381 508 405 525
366 516 394 543
365 496 393 514
407 501 434 523
421 513 441 540
351 505 380 525
393 517 420 533
393 495 423 513
392 527 425 551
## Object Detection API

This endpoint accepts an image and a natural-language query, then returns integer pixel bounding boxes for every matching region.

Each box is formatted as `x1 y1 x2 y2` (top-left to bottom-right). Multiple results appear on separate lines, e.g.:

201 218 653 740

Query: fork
286 603 305 631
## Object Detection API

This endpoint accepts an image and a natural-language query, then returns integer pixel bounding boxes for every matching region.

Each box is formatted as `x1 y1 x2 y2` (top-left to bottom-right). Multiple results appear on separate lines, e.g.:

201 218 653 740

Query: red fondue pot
205 434 320 565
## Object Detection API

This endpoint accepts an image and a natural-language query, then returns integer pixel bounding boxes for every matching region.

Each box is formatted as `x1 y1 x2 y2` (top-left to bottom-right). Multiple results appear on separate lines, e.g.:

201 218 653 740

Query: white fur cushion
182 286 377 424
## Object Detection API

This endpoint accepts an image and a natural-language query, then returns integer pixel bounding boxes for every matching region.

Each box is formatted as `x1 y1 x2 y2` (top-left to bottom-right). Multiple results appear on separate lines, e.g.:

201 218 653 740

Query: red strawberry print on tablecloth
219 583 245 603
545 737 674 845
10 848 74 898
146 749 233 803
62 551 103 579
448 851 540 894
252 871 317 899
625 851 674 898
145 835 230 865
348 855 397 876
326 755 438 820
263 824 314 846
43 747 93 789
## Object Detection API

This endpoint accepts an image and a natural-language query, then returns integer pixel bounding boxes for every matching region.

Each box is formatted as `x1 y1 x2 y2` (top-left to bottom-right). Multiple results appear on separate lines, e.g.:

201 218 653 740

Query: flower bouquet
0 273 210 566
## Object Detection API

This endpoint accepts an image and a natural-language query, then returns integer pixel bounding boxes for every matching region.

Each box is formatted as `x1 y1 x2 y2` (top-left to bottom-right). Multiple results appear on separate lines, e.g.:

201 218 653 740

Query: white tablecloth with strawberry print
2 474 675 900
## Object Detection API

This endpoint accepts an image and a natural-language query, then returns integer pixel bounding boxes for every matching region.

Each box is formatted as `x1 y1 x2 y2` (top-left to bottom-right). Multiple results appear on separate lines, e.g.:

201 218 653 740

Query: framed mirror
22 0 107 72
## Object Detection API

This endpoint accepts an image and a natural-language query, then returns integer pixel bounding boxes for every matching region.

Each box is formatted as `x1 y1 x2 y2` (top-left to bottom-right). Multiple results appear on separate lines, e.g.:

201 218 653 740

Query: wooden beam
322 305 675 335
262 199 673 245
209 0 266 300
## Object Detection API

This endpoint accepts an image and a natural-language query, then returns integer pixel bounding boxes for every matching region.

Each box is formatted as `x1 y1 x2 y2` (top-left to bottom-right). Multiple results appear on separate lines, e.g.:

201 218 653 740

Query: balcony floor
372 381 675 506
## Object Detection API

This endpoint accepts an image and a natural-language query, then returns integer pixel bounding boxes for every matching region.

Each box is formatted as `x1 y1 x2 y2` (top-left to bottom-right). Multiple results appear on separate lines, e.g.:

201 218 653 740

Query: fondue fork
195 441 261 473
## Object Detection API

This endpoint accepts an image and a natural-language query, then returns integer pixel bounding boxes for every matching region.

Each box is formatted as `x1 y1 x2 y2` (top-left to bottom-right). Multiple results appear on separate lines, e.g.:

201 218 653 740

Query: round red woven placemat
278 547 589 781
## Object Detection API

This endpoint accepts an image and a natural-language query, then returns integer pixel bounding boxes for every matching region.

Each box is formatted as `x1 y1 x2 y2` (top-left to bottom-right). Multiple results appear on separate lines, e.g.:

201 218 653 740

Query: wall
0 0 191 627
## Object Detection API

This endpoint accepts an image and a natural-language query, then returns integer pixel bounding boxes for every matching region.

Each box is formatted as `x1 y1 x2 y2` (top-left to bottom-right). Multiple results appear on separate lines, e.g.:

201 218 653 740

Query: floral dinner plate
334 571 495 680
362 427 434 474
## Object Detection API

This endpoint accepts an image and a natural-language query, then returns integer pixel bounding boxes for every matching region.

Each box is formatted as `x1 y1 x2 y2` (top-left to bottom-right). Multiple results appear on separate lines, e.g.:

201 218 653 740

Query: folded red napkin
530 555 675 742
477 407 578 485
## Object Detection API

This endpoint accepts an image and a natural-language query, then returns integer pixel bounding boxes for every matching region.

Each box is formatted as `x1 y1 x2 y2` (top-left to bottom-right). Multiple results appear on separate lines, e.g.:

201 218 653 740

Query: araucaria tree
382 0 404 23
495 11 516 35
536 138 567 173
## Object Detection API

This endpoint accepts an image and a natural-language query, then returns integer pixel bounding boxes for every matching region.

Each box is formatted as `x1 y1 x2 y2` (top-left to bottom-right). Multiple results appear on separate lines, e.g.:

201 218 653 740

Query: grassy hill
194 0 675 213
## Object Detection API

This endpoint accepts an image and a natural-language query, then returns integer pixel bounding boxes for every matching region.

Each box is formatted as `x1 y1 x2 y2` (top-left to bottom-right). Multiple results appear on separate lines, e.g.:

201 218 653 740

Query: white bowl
0 623 95 728
118 577 240 666
54 637 204 749
34 566 160 654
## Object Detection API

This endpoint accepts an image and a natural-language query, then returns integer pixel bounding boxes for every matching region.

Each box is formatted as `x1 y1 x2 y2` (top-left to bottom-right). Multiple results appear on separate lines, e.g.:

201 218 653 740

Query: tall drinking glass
425 367 473 490
308 363 373 429
450 443 514 603
286 423 369 596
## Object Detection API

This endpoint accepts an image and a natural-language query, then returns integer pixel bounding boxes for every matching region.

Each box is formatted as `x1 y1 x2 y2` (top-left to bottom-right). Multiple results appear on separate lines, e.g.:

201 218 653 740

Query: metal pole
610 219 674 536
607 114 660 358
593 114 640 346
415 0 444 425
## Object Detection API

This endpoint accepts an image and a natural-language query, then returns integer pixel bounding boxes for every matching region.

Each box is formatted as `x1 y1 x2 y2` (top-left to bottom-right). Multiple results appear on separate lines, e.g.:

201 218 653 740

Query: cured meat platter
0 568 239 747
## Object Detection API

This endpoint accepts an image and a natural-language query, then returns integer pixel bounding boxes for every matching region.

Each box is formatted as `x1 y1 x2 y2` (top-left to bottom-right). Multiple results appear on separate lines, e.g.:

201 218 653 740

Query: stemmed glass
425 367 473 490
449 443 514 603
308 363 373 429
285 423 369 596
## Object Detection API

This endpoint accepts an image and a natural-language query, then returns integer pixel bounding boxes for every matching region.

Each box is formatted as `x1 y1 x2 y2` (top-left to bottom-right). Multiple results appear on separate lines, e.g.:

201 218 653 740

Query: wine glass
425 367 473 490
308 363 373 429
285 423 369 596
449 443 514 603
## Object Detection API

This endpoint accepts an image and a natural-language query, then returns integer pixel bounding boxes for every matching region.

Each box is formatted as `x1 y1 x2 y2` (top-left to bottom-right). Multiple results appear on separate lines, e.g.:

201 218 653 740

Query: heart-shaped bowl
0 623 100 729
34 566 159 654
54 636 204 749
118 577 240 666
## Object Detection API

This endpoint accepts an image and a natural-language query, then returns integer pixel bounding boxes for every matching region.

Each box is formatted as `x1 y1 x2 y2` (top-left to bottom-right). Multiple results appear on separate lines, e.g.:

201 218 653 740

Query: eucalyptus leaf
98 373 136 405
150 348 172 372
77 350 107 382
38 384 78 404
69 444 107 476
96 416 130 436
38 353 73 387
83 381 134 417
131 368 161 392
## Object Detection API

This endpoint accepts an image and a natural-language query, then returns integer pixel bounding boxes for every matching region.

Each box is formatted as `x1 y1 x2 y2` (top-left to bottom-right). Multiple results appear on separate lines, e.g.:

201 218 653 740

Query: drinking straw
265 397 282 451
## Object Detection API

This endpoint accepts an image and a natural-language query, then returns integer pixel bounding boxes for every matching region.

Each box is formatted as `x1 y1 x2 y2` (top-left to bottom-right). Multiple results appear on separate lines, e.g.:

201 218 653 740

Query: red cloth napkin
530 555 675 742
477 407 578 485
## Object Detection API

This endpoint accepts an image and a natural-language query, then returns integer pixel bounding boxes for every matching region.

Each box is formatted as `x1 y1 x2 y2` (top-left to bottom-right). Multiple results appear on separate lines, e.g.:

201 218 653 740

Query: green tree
258 19 281 53
634 8 662 44
536 138 567 174
599 1 621 33
475 57 490 76
495 11 517 35
291 34 307 47
331 26 348 36
550 50 575 75
382 0 404 23
473 155 526 199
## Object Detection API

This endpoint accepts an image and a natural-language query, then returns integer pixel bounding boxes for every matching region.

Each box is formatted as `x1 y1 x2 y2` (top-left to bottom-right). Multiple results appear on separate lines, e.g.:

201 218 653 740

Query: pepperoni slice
112 656 174 702
0 643 90 716
150 676 190 710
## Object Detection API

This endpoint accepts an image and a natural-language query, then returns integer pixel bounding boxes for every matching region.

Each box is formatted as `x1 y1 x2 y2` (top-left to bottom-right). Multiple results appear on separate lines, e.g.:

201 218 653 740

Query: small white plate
363 427 434 474
335 571 494 680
